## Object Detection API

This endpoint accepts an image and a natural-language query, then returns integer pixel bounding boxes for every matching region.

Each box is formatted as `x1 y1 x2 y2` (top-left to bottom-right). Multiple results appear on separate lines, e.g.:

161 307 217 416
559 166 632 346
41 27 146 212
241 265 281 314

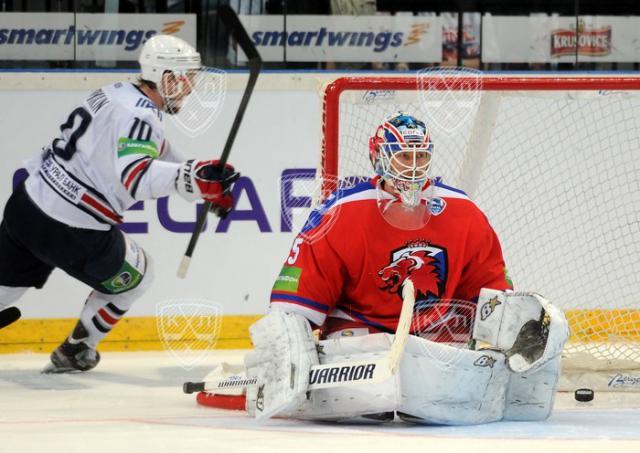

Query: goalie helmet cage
321 75 640 392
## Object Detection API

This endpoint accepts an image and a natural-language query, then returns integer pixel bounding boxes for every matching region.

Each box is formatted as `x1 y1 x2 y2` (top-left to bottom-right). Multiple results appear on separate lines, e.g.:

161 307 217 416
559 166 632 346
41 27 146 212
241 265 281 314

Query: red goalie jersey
270 177 513 341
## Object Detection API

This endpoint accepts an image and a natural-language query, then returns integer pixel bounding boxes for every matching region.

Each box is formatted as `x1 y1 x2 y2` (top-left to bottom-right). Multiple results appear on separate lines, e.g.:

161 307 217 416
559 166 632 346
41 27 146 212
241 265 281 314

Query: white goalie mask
369 112 434 207
369 112 435 230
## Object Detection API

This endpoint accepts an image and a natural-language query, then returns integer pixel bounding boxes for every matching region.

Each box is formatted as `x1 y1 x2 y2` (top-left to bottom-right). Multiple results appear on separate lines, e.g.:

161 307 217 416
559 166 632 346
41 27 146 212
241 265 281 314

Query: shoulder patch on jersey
273 266 302 293
117 138 159 159
428 197 447 215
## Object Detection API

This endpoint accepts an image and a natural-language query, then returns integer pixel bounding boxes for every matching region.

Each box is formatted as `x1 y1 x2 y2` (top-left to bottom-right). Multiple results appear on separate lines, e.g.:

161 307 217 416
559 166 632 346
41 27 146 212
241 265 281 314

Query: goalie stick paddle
389 278 415 373
0 307 21 330
183 279 416 395
177 4 262 278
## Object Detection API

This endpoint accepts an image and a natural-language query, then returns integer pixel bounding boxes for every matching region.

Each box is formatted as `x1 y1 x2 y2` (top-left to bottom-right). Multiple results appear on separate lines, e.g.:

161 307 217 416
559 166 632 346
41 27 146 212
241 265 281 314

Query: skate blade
41 362 84 374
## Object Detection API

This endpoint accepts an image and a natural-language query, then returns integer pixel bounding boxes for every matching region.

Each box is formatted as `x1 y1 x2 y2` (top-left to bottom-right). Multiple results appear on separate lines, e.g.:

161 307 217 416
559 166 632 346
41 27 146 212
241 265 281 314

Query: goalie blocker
232 288 569 424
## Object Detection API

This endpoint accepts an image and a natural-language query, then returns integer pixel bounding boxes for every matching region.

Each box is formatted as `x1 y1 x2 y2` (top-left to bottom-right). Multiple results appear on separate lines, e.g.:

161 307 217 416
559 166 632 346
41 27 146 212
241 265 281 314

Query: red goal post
321 74 640 391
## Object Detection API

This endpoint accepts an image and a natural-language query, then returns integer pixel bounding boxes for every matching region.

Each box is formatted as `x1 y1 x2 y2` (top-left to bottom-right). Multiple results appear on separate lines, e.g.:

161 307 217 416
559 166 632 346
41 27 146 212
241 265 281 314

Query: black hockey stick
178 5 262 278
0 307 21 330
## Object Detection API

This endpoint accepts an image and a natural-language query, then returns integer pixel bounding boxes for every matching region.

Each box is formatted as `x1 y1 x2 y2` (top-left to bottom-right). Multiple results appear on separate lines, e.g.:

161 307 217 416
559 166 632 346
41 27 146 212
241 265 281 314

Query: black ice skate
43 322 101 373
43 339 101 373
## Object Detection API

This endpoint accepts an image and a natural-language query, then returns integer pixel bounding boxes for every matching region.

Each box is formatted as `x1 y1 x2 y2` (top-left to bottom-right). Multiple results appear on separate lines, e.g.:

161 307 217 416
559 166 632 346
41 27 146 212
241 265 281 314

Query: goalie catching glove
176 159 240 218
472 289 570 373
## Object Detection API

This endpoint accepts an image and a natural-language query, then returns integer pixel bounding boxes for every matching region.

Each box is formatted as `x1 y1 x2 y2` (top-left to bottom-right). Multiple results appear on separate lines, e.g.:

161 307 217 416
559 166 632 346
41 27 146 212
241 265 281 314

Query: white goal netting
321 75 640 390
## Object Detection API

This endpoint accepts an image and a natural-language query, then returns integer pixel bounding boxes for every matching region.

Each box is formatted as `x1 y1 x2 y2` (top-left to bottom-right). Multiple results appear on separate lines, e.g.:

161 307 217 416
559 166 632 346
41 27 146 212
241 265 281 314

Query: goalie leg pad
285 334 511 425
503 354 561 421
262 332 559 425
244 310 319 419
398 335 509 425
291 333 400 422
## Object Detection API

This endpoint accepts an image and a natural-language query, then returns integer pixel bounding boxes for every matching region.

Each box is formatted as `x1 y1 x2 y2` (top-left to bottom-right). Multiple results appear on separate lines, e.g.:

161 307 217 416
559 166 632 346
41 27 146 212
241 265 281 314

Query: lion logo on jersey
377 242 447 302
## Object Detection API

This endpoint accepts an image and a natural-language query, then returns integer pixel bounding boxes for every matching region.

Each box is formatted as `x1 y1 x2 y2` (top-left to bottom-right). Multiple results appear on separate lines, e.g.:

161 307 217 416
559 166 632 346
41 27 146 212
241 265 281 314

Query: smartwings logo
0 20 185 52
252 23 429 53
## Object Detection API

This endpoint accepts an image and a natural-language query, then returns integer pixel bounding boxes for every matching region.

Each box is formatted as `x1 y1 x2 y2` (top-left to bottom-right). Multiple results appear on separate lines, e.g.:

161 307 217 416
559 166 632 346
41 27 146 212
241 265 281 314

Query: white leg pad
279 334 560 424
503 355 561 421
398 336 509 425
286 333 400 421
245 311 319 419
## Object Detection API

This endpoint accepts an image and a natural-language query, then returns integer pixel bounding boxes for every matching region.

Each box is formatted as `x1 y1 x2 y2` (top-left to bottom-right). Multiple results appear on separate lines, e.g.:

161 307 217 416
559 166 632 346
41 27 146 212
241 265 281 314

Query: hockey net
321 73 640 392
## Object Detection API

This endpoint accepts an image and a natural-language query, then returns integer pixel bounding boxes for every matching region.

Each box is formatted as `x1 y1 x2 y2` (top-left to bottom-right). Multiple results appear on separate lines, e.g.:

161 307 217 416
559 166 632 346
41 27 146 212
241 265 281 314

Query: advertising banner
482 15 640 63
0 13 196 61
238 15 442 63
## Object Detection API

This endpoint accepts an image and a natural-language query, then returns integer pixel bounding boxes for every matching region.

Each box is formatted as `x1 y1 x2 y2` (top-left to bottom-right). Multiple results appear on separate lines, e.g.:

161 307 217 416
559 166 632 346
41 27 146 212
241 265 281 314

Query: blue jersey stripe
433 179 468 196
348 311 392 332
270 293 330 312
301 180 374 233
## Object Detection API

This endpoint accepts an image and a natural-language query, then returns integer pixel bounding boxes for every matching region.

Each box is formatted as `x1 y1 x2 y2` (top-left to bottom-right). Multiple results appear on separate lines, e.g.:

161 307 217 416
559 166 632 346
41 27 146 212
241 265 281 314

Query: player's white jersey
24 82 183 231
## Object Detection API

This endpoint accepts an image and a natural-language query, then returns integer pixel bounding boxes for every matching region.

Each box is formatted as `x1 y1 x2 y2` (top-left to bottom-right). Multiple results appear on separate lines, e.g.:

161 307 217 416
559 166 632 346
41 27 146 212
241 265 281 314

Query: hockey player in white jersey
0 35 239 372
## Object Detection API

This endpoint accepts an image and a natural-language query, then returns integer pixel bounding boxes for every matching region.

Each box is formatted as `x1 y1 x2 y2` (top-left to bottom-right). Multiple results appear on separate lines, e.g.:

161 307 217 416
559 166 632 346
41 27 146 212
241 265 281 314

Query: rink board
1 310 637 353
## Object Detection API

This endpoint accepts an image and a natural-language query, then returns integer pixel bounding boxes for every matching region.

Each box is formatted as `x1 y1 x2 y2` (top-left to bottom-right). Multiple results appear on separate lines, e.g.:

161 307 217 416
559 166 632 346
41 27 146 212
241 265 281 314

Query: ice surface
1 351 640 453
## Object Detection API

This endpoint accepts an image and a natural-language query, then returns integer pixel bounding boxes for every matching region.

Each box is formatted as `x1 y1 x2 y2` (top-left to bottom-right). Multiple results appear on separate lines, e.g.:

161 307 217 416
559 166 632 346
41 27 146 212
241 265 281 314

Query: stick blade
197 392 246 411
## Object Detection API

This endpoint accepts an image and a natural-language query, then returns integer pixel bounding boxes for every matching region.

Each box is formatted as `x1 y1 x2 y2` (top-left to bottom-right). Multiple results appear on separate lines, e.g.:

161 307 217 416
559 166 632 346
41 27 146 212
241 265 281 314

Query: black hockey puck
574 388 594 402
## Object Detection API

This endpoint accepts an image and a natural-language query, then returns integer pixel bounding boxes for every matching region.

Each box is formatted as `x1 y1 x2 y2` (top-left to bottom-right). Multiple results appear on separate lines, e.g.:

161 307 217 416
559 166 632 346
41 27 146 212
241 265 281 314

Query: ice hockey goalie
203 112 570 424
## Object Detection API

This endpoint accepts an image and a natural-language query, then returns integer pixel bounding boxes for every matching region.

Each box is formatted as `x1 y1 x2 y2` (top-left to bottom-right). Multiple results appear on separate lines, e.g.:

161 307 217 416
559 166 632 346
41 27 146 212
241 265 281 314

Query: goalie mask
369 112 434 207
370 112 434 230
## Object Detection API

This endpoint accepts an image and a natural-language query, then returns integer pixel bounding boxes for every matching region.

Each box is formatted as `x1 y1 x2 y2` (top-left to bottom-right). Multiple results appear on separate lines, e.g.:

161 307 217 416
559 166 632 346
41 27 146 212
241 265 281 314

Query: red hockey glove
176 159 240 219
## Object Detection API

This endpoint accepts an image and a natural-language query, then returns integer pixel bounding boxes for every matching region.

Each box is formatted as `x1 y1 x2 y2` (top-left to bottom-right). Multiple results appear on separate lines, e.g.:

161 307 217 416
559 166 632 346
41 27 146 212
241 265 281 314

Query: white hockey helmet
138 34 201 84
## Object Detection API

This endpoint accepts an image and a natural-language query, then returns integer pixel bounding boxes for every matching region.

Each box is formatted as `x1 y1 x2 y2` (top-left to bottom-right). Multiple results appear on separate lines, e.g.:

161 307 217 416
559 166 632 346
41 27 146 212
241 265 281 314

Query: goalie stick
183 279 416 394
177 4 262 278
